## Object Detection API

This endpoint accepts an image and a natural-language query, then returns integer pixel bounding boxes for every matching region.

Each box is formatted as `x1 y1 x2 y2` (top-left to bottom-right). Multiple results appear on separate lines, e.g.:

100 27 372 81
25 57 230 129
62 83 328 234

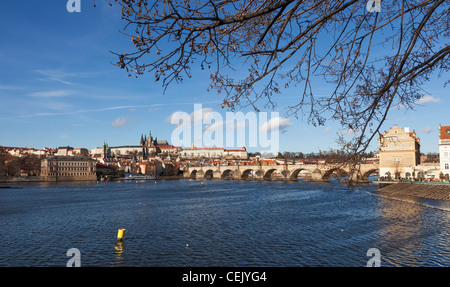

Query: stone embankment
377 182 450 201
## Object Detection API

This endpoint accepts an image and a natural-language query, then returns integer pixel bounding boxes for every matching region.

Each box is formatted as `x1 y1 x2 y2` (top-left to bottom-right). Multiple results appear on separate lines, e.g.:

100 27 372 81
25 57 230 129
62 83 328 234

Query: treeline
249 150 377 162
421 152 439 163
0 148 42 177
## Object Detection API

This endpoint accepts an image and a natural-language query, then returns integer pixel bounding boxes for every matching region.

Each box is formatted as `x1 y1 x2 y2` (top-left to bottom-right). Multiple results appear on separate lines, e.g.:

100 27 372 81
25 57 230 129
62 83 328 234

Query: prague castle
92 131 181 160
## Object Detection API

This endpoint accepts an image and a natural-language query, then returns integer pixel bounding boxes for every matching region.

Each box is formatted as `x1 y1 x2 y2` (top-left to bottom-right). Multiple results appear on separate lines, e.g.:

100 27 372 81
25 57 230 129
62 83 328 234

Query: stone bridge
182 163 379 183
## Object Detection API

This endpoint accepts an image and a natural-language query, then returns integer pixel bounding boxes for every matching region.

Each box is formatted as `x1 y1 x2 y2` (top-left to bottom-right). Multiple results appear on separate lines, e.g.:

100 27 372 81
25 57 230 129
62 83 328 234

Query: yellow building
41 156 97 182
378 125 420 179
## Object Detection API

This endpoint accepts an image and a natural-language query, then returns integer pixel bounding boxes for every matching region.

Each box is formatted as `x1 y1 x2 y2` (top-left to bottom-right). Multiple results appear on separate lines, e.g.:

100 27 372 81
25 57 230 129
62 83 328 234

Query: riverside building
41 156 97 182
439 124 450 178
378 125 421 179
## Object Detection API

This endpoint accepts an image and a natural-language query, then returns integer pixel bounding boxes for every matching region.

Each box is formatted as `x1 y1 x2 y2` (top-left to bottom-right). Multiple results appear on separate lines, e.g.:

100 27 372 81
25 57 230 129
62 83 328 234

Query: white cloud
35 69 77 85
204 119 249 133
111 116 129 128
28 90 74 98
165 108 213 125
191 107 214 126
259 117 292 133
420 126 433 134
166 110 191 128
415 95 440 105
341 128 361 137
204 120 224 132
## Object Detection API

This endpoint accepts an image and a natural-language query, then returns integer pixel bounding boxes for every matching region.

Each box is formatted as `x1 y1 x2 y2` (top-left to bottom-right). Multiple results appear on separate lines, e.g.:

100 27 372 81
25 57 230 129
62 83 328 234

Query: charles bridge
182 163 379 183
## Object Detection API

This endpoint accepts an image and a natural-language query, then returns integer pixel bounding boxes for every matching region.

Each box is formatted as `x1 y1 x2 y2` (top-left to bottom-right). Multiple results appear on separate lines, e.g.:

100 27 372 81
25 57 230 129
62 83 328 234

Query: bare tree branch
109 0 450 183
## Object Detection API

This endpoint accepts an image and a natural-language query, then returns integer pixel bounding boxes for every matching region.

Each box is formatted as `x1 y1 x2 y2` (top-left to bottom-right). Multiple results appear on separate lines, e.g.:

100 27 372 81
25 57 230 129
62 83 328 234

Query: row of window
383 144 415 151
47 172 95 176
50 161 93 166
49 167 92 171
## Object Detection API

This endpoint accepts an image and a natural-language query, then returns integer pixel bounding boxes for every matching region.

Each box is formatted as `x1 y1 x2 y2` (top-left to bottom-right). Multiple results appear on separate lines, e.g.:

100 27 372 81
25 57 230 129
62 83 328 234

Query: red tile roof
441 125 450 140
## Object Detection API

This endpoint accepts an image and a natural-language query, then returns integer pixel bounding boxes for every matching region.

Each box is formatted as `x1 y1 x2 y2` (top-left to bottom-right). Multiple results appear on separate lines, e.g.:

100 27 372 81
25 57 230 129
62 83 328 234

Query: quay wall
0 176 96 183
0 176 45 183
377 182 450 201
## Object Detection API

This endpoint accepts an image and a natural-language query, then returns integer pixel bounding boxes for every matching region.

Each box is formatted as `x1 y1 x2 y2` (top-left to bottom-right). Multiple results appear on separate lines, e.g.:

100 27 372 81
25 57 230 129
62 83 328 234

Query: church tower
146 130 154 148
103 141 110 159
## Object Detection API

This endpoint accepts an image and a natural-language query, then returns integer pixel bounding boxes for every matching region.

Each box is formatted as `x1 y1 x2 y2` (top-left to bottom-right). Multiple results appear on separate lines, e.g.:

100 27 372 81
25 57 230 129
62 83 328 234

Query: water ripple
1 181 450 266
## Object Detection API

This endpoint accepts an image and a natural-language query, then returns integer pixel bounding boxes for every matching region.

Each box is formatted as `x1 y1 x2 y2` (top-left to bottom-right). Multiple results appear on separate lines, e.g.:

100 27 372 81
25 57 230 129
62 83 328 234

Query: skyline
0 1 447 154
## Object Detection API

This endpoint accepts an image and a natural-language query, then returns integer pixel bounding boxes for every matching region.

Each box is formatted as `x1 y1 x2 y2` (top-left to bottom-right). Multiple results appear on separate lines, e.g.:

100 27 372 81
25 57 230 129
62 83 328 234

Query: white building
181 147 225 159
181 146 248 159
439 125 450 178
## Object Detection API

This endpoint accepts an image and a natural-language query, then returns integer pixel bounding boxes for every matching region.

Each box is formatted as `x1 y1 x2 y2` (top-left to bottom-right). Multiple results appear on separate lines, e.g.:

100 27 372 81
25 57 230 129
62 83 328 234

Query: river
1 179 450 267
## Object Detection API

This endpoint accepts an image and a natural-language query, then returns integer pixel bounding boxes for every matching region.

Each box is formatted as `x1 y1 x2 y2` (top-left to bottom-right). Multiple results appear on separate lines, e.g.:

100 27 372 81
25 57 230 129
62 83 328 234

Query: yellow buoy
117 228 126 241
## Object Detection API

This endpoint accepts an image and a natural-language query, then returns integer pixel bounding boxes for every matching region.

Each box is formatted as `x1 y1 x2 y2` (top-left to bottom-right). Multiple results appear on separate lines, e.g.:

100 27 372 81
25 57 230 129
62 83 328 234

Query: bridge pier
213 170 222 180
182 163 379 183
311 170 326 182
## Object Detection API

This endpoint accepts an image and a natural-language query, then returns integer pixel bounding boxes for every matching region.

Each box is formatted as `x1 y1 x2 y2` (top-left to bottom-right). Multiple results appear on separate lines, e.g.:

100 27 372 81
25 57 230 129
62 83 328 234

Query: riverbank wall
377 182 450 201
0 176 45 183
0 175 183 183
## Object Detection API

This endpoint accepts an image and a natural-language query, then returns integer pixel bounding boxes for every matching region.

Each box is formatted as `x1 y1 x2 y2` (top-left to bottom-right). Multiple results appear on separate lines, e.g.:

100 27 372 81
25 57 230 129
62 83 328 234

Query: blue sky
0 1 447 154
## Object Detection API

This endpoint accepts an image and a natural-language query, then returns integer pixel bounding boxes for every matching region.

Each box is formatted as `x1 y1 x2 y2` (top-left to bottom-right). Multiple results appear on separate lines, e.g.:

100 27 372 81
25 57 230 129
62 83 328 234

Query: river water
1 179 450 267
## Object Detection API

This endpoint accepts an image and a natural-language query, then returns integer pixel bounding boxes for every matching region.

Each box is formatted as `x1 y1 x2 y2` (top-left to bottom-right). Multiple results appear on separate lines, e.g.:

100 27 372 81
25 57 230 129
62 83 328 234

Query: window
446 163 449 170
394 158 401 164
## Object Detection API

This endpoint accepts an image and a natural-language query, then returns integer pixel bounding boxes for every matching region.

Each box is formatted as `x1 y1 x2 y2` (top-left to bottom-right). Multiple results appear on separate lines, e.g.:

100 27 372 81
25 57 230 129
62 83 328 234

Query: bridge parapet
182 163 379 183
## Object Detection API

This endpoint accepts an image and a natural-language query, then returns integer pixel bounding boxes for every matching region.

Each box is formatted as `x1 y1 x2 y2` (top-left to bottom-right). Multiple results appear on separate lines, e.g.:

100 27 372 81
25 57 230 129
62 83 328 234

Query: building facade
181 146 248 159
92 131 178 160
41 156 97 181
378 125 420 179
439 124 450 178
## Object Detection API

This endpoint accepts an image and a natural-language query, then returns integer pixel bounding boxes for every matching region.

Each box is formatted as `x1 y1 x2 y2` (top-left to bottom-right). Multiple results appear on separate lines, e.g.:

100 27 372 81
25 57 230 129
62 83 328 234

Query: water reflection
3 180 450 266
375 196 425 266
114 241 125 264
373 193 450 266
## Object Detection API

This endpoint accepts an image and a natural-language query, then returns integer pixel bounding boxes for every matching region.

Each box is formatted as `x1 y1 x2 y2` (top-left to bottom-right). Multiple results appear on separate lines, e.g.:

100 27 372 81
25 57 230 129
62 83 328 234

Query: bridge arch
241 169 257 180
189 169 198 179
221 169 234 180
263 169 277 180
360 169 379 181
204 169 214 180
263 169 289 180
321 168 349 182
289 168 313 181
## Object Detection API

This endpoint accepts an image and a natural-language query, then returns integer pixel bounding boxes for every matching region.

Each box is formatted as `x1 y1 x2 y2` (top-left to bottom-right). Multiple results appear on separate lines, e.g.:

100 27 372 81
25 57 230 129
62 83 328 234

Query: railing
373 178 450 184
